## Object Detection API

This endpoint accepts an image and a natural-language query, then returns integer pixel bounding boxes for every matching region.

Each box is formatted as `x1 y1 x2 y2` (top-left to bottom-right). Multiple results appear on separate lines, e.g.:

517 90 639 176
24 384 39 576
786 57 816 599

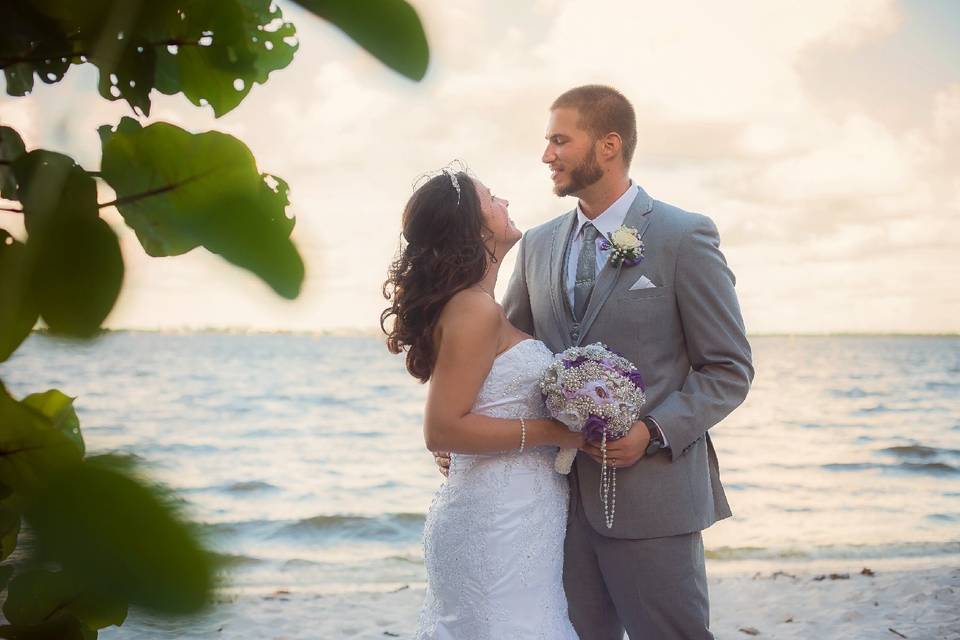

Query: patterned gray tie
573 223 599 321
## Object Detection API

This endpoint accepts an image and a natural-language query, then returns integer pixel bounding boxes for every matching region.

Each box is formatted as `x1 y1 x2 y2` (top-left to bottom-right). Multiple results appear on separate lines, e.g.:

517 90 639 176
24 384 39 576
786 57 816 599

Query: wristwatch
642 417 665 457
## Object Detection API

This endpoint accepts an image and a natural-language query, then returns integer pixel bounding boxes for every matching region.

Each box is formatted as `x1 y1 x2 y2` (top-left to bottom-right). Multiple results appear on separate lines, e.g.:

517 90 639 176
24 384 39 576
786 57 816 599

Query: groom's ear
598 132 624 163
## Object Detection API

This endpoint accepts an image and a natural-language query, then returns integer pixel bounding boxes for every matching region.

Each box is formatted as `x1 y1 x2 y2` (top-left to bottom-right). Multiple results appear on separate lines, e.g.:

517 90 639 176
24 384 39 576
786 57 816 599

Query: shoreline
97 562 960 639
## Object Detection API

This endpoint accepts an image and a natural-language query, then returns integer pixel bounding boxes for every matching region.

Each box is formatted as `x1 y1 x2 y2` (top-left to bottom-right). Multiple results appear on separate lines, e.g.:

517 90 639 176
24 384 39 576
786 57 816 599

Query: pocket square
629 275 657 291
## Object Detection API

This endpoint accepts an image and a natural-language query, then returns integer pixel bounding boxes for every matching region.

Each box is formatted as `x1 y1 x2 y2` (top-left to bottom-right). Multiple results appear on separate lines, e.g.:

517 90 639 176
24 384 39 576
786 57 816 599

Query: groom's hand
581 421 650 468
433 451 451 477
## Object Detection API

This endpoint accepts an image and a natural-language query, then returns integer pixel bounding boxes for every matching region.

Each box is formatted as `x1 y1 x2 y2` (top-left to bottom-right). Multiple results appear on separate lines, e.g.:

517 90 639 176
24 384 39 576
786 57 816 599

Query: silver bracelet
519 417 526 453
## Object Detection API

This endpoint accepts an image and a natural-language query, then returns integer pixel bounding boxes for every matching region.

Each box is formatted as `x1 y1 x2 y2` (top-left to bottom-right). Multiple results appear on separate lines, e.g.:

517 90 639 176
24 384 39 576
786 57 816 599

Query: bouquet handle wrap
555 447 578 474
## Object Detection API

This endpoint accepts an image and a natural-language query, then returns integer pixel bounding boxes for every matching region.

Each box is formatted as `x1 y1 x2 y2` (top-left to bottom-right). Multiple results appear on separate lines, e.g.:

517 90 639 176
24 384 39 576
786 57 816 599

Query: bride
381 167 583 639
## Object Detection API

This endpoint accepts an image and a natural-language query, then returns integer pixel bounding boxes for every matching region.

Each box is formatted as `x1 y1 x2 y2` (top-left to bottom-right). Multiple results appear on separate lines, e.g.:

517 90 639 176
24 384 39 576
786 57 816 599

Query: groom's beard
555 149 603 197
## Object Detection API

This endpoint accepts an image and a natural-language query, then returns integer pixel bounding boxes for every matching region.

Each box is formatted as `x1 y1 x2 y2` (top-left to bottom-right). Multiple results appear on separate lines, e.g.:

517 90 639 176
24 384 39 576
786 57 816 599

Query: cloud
0 0 957 333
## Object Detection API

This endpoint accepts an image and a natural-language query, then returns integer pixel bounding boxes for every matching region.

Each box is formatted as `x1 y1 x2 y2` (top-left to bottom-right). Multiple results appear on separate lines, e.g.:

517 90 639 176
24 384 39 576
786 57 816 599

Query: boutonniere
601 225 644 267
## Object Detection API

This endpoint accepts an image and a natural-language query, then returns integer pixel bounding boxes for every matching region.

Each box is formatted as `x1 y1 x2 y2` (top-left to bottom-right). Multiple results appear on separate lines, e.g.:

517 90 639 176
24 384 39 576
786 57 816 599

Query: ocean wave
707 540 960 561
926 381 960 391
881 445 960 459
209 552 265 568
829 387 882 398
823 461 959 475
273 513 425 542
199 513 426 543
224 480 279 493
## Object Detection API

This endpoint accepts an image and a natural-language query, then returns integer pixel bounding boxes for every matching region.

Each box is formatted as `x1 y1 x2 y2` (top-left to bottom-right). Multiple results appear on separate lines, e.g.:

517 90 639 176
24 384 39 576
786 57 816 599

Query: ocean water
2 333 958 597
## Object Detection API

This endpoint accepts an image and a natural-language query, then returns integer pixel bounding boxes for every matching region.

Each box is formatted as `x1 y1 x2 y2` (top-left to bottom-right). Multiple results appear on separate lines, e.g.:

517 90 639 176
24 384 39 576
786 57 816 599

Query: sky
1 0 958 334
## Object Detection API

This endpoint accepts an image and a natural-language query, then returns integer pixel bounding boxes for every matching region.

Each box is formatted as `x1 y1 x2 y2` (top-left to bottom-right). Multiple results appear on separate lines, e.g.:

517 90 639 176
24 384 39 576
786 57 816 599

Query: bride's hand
433 451 451 477
550 421 585 450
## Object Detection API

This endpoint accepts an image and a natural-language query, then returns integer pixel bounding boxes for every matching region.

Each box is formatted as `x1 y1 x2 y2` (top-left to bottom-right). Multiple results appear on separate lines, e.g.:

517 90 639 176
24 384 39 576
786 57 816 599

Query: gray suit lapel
575 187 655 345
548 210 578 336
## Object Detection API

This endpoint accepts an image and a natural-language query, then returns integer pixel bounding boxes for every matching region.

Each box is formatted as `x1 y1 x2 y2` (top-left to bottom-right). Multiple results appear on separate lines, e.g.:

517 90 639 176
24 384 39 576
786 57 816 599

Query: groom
438 85 753 638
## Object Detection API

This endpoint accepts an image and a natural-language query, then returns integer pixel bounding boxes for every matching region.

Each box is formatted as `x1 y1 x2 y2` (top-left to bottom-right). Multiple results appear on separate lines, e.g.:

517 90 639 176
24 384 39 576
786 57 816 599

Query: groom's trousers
563 495 713 640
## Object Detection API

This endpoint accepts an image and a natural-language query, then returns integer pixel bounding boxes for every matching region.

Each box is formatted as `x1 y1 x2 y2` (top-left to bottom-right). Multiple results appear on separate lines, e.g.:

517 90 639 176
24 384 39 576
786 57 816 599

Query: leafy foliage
0 384 83 494
24 457 215 614
294 0 429 80
12 151 125 337
0 229 37 363
1 0 299 116
0 0 429 636
3 568 126 630
100 117 303 299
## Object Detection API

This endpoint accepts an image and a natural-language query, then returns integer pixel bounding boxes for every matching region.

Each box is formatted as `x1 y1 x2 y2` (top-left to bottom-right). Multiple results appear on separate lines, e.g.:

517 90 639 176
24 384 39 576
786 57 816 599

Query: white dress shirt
563 181 669 450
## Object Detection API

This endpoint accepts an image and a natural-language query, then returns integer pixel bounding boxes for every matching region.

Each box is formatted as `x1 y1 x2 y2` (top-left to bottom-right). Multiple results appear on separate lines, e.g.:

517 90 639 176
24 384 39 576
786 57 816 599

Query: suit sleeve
502 233 535 336
647 215 754 461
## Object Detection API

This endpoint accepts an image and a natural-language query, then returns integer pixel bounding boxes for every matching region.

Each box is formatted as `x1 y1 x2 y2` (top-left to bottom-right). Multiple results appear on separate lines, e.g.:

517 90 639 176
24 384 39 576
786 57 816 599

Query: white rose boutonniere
602 225 644 267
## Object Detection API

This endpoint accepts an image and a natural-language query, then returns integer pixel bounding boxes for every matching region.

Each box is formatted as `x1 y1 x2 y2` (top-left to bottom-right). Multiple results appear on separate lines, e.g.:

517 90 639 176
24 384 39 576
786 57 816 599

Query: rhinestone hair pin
441 167 461 205
413 159 471 207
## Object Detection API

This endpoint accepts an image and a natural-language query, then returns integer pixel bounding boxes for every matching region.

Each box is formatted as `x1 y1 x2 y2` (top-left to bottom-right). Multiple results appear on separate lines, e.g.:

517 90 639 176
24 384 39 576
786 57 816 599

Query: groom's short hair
551 85 637 168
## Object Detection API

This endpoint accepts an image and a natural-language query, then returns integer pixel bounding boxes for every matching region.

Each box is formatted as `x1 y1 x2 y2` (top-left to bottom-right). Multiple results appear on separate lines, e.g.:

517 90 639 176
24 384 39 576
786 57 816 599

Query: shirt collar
574 181 640 241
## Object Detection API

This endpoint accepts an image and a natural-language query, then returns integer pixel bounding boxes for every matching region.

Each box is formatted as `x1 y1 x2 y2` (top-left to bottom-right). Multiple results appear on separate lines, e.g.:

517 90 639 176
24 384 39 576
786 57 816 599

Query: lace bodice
416 338 579 640
447 338 557 478
471 338 555 418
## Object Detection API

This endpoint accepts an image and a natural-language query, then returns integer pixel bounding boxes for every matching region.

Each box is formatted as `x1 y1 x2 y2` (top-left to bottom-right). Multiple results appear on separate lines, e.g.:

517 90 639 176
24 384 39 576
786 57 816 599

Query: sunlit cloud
0 0 956 334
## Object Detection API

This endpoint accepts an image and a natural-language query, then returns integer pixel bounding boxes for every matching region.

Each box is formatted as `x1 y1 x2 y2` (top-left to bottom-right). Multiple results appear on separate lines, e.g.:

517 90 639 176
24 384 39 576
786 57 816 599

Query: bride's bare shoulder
436 289 501 344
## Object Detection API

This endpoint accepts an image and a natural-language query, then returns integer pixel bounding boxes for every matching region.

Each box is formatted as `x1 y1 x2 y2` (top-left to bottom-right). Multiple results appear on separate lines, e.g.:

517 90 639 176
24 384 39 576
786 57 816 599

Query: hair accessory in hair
413 159 471 207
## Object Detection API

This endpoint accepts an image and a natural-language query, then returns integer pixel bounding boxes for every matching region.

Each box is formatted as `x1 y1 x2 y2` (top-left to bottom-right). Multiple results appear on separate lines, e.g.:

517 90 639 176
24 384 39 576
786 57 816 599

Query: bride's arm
423 291 571 455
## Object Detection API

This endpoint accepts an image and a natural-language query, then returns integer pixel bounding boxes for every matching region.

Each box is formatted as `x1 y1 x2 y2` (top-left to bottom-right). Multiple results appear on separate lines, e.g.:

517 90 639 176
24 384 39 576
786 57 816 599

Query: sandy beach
98 563 960 639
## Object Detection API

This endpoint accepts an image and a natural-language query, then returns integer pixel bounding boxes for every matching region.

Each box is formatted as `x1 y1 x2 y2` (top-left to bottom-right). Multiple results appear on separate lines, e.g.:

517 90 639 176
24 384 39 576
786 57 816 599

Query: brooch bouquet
540 343 647 528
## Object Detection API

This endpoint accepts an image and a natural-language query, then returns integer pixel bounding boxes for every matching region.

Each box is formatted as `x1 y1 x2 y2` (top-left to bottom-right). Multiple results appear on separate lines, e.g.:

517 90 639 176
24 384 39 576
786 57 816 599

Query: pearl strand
600 431 617 528
519 417 526 453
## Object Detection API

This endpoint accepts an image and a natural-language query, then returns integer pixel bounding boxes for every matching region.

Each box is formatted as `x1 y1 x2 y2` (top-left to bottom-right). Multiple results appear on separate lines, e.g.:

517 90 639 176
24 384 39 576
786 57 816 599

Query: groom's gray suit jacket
503 185 754 539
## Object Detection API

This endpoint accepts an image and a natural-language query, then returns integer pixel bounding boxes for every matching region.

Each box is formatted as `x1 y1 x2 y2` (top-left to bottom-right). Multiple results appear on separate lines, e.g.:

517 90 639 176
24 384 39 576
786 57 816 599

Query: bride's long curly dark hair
381 172 495 383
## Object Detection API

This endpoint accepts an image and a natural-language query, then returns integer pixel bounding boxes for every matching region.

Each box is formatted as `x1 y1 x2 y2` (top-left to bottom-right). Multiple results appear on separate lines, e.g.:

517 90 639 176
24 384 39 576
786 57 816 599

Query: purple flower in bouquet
583 415 607 442
563 355 589 369
626 370 646 392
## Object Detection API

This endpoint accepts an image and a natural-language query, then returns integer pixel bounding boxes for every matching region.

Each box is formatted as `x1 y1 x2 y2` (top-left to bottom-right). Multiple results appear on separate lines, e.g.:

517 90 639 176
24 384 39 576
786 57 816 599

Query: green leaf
0 229 39 362
11 150 123 337
3 568 126 630
0 508 19 562
21 390 84 457
0 126 27 200
0 384 84 494
292 0 429 80
0 615 96 640
31 217 123 338
158 0 299 117
24 459 215 615
95 35 157 117
0 564 12 590
0 1 75 97
12 151 99 234
99 117 303 298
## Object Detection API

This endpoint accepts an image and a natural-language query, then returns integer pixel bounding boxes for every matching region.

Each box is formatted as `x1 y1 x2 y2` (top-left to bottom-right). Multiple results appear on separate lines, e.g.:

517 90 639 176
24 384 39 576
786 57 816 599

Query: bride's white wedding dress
416 339 579 639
